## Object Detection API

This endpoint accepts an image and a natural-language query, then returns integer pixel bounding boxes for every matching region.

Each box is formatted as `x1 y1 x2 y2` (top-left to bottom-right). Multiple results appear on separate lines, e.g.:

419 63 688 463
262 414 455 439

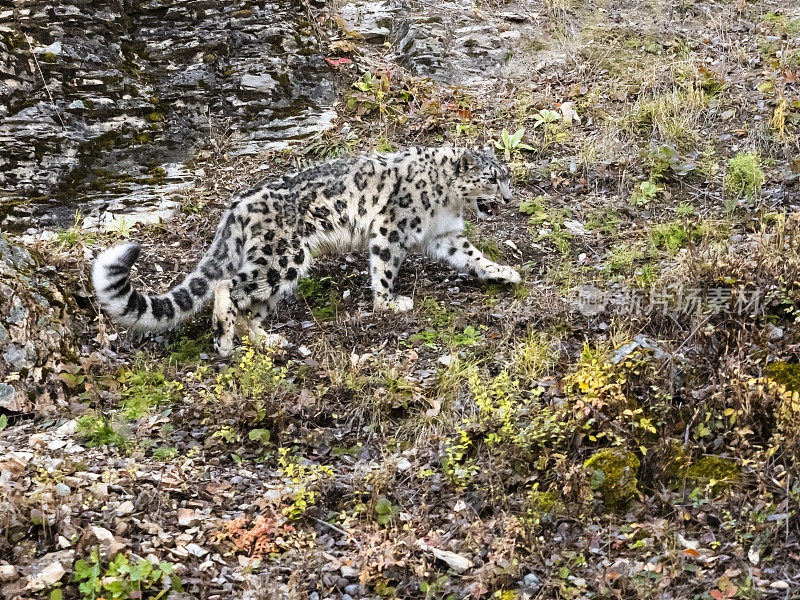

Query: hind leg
213 279 238 357
369 234 412 312
238 301 289 350
230 246 309 341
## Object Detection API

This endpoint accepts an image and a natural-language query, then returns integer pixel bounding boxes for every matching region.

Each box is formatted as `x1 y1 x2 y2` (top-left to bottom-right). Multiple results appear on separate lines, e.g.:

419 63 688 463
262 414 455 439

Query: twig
657 313 712 377
23 32 67 132
673 313 712 355
309 516 363 552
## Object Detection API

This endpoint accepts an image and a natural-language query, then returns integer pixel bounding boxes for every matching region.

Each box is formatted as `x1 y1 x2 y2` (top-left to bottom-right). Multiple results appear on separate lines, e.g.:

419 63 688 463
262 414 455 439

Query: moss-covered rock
664 443 741 491
686 456 740 488
584 448 640 510
528 490 558 512
765 361 800 392
760 362 800 449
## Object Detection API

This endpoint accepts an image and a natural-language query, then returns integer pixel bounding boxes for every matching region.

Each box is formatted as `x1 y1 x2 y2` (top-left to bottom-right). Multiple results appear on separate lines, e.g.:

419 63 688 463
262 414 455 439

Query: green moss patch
529 490 559 513
664 442 741 491
724 152 765 200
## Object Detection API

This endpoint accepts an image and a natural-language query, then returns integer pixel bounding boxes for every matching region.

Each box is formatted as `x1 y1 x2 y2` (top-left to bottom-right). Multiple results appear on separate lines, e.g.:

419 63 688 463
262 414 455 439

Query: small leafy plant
152 446 178 461
73 549 181 600
278 448 334 519
532 109 562 129
629 179 660 207
77 414 129 448
106 216 136 239
532 109 567 149
119 365 180 419
643 143 695 181
493 128 534 160
441 428 479 487
346 70 411 119
374 497 399 526
56 211 95 248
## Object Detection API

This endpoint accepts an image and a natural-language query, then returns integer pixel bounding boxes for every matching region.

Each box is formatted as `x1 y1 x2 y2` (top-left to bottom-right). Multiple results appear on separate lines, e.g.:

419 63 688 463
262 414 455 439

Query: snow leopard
93 145 521 357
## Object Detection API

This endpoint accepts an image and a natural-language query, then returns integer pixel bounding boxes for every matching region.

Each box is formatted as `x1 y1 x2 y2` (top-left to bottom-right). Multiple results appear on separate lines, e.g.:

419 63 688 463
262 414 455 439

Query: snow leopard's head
455 146 513 219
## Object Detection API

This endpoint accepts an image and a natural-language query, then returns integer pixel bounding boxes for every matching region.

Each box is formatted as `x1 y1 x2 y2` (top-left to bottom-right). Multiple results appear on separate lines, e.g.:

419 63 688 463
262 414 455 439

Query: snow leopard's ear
483 144 496 156
457 149 478 173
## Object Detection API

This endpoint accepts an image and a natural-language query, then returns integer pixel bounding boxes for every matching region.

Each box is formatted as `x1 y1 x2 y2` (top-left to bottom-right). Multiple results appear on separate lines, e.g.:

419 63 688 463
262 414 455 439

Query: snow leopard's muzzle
476 180 513 219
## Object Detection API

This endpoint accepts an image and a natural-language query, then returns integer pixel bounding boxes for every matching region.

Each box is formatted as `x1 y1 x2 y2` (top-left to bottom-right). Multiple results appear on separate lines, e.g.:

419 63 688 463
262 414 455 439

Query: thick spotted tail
92 231 230 332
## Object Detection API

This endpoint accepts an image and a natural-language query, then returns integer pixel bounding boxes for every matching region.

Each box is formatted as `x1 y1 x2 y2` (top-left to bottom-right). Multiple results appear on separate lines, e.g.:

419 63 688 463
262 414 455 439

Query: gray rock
241 73 279 94
1 0 335 231
0 236 83 413
340 1 397 42
22 550 75 591
0 383 15 409
388 0 514 85
521 572 542 594
0 565 17 582
766 323 784 340
3 344 31 372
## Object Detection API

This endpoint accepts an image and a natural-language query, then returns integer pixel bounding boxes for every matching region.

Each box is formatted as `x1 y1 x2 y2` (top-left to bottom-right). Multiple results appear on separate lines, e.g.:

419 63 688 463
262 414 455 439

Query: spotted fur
93 146 520 356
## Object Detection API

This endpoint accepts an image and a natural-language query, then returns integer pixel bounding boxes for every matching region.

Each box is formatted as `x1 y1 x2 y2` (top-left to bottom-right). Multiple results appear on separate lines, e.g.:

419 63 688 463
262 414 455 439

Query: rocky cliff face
0 0 335 230
0 236 85 415
339 0 527 86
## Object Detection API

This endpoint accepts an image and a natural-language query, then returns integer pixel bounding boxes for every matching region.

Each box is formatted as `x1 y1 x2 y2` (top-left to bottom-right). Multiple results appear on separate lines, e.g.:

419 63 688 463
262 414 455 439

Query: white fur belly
409 212 464 250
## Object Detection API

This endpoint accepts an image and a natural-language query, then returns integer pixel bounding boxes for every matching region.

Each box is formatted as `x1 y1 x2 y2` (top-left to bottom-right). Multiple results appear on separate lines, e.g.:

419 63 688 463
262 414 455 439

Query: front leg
369 234 413 312
424 232 521 284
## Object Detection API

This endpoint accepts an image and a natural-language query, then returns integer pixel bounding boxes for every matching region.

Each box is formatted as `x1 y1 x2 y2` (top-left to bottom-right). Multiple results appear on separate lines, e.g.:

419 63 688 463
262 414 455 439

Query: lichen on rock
763 361 800 451
765 361 800 392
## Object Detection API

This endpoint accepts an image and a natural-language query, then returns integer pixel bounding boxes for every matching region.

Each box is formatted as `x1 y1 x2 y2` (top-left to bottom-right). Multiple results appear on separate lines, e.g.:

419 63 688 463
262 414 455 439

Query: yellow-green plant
214 343 286 400
468 370 575 457
724 151 765 200
278 448 333 519
441 428 479 487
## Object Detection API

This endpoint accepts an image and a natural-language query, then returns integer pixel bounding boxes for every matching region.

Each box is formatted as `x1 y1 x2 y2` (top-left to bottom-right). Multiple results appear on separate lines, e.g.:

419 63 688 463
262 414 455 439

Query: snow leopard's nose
498 180 513 202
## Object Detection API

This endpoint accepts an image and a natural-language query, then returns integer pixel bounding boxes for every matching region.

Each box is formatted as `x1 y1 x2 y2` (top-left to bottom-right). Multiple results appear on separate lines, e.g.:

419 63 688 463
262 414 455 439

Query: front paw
215 336 235 358
375 294 414 313
247 324 289 350
485 265 522 284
